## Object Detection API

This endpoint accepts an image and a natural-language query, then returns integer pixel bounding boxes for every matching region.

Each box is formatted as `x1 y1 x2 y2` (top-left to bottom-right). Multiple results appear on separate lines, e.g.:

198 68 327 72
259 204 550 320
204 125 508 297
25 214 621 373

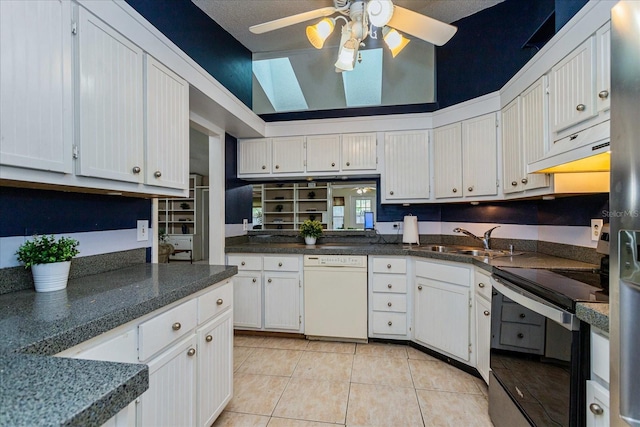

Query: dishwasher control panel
303 255 367 268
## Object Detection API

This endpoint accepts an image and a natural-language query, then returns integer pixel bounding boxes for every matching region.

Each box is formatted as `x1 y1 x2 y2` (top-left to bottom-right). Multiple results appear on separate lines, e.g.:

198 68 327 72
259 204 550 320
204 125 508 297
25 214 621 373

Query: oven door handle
492 277 579 331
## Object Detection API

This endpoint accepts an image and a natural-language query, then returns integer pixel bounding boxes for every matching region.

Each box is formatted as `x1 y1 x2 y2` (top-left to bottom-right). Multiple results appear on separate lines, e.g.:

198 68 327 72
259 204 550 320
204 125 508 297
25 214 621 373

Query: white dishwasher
303 255 368 341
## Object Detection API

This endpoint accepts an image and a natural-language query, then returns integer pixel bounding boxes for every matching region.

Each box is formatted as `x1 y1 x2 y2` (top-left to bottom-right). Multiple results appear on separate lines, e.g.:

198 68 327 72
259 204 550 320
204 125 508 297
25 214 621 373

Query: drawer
372 274 407 293
372 257 407 274
415 260 470 287
591 329 609 384
475 270 493 301
264 255 299 272
501 303 545 326
198 280 233 324
499 322 544 352
372 293 407 313
138 298 198 361
227 254 262 271
372 312 407 335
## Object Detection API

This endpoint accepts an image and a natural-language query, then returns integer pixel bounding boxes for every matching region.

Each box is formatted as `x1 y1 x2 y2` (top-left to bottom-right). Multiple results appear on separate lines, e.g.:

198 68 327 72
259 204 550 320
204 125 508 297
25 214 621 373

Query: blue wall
224 133 253 224
125 0 252 108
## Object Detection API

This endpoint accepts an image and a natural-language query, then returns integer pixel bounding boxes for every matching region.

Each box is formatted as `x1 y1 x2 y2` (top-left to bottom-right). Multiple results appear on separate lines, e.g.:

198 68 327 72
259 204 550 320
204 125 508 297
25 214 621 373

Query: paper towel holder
402 214 420 247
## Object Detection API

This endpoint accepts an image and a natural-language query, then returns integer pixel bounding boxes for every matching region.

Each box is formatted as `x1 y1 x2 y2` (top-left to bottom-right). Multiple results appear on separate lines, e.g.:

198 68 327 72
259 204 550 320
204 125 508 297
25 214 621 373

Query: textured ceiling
192 0 505 54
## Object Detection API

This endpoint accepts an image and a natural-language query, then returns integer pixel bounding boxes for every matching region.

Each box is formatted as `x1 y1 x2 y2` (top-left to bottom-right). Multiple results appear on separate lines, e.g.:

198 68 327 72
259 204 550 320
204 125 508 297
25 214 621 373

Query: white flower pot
304 236 317 245
31 261 71 292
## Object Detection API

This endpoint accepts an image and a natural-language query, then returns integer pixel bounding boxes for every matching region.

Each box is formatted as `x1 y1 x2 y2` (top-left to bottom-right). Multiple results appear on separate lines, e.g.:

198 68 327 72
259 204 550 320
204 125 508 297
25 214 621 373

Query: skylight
253 58 308 112
342 48 383 107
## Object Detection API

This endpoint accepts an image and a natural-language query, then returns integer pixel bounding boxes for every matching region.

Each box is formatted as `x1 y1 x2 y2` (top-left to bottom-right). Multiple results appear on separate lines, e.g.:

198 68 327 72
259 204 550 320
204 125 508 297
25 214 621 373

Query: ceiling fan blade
249 7 337 34
387 6 457 46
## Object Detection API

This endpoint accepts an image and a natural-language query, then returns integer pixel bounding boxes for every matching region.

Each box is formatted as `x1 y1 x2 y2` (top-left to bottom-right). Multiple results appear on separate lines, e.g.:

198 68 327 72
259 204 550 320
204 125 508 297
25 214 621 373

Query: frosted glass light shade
306 18 335 49
335 38 359 72
383 27 410 57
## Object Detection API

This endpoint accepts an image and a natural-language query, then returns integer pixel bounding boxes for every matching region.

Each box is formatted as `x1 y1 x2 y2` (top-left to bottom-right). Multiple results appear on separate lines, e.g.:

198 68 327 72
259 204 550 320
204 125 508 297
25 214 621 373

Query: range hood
528 120 610 173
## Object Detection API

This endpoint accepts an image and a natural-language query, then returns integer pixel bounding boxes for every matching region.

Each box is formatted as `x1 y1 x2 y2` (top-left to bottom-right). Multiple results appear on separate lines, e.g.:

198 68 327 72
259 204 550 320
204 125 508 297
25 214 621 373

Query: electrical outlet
591 219 604 241
137 220 149 241
393 221 402 230
243 219 248 231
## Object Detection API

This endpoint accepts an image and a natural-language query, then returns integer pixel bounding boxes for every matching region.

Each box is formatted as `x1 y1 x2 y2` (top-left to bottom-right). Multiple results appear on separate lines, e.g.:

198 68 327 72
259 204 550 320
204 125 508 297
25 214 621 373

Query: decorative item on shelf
181 224 189 234
178 218 187 221
180 202 190 210
16 235 80 292
309 214 317 221
275 204 284 212
274 196 285 200
300 219 323 245
307 191 316 199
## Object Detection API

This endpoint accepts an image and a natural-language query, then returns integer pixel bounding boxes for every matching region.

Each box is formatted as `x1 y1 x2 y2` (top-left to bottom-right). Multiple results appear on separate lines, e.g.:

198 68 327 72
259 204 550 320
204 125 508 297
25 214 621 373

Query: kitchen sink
422 245 459 252
454 248 521 258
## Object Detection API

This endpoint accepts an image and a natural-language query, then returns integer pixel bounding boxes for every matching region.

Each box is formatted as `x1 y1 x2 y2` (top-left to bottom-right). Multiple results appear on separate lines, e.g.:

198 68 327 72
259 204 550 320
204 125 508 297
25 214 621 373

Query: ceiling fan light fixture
335 39 359 72
367 0 394 27
306 18 335 49
383 27 410 57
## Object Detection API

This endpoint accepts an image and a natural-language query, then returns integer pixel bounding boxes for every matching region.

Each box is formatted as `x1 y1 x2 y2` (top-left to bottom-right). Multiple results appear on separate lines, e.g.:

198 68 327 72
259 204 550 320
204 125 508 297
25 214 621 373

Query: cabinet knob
387 284 392 289
241 261 246 266
187 348 196 357
484 310 490 316
452 188 457 193
387 302 392 307
519 313 526 319
278 262 283 267
389 191 394 195
268 278 272 283
346 161 351 166
154 170 162 178
478 283 485 288
205 335 213 343
589 403 604 415
331 162 335 167
511 181 518 186
172 322 181 331
418 285 423 290
517 333 524 339
262 165 266 170
598 90 609 100
132 166 141 174
216 298 223 305
576 103 586 112
275 165 280 169
468 186 474 192
521 178 528 184
388 321 393 326
252 278 257 283
387 264 392 269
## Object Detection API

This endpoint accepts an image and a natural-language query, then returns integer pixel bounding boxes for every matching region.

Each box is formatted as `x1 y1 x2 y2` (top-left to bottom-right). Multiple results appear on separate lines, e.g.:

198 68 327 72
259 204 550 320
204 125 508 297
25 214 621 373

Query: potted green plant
16 235 80 292
299 219 323 245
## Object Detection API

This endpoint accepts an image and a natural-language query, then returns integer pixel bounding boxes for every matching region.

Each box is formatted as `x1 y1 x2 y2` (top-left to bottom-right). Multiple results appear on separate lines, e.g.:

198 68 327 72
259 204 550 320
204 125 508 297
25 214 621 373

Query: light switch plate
591 219 604 241
137 220 149 241
243 219 248 231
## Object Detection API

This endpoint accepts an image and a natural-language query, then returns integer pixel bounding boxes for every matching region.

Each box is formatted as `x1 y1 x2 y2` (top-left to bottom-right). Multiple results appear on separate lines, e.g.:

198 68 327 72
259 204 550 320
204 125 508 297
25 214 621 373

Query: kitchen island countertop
0 263 237 427
576 302 609 332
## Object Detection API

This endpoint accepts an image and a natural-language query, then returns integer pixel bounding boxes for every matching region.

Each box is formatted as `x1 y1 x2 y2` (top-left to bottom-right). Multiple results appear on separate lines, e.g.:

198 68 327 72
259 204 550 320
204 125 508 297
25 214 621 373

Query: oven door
489 277 587 427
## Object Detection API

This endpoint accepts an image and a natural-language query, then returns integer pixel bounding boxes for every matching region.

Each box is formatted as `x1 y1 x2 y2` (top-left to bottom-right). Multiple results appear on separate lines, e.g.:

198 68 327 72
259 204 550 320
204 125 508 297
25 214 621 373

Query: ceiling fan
249 0 457 72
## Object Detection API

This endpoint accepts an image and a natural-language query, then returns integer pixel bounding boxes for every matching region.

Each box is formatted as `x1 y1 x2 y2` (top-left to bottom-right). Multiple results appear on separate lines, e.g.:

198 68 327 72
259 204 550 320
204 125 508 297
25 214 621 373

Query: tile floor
213 335 494 427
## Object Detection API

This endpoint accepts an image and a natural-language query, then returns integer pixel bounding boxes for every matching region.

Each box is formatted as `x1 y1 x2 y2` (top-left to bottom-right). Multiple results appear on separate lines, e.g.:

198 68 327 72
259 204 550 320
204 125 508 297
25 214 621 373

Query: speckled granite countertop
0 263 237 427
576 303 610 332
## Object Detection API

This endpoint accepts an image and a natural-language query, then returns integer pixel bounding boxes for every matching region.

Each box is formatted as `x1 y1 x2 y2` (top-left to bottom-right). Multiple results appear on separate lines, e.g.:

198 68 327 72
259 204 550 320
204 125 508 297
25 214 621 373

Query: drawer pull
262 165 266 170
388 321 393 326
484 310 490 316
252 278 257 283
275 164 280 169
521 178 528 185
390 190 394 195
468 186 474 192
589 403 604 415
172 322 181 331
205 335 213 343
268 278 272 283
216 298 224 305
278 262 283 267
241 261 245 266
517 333 524 339
519 313 526 319
154 170 162 178
346 161 351 166
598 90 609 100
478 283 485 288
331 162 335 167
387 264 392 269
452 188 457 193
187 348 196 357
132 166 141 174
576 103 586 112
387 284 393 289
387 302 392 307
511 181 518 186
418 285 422 290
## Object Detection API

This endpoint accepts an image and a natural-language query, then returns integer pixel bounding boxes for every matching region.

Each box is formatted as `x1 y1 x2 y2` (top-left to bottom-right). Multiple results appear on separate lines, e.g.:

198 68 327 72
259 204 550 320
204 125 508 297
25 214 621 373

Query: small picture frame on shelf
180 202 190 210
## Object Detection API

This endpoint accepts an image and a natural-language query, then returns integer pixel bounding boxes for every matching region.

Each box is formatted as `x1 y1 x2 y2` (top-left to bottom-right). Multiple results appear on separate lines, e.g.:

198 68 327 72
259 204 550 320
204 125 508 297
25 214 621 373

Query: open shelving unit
260 183 331 230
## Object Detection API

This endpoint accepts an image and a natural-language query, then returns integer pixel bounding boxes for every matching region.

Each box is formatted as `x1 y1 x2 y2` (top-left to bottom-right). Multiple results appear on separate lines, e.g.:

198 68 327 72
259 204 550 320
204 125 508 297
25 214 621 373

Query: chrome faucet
453 226 500 250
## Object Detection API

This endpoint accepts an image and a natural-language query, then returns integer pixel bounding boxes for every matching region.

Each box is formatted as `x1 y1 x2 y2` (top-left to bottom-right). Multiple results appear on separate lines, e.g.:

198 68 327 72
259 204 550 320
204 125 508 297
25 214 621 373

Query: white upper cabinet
238 138 271 174
305 134 341 172
502 98 523 194
433 123 463 199
383 130 430 202
462 113 498 197
272 136 305 174
145 55 189 190
77 7 144 183
596 22 611 113
0 0 72 173
341 132 377 171
549 37 596 135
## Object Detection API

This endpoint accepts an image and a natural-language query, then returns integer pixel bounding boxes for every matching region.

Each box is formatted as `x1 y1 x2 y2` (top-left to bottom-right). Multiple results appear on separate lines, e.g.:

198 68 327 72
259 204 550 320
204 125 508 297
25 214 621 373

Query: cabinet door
433 123 463 199
415 277 470 361
306 134 341 172
197 311 233 427
238 139 271 175
233 274 262 329
0 0 72 173
596 23 611 113
550 37 596 133
264 273 300 331
145 55 189 190
501 98 523 194
383 131 430 201
272 136 305 173
521 77 551 191
138 335 197 427
341 133 377 171
462 113 498 197
586 380 609 427
77 7 144 183
475 296 491 384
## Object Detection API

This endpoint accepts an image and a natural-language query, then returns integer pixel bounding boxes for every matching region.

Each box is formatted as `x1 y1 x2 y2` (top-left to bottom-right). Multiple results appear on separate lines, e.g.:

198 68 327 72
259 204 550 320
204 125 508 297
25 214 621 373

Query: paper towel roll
402 215 419 245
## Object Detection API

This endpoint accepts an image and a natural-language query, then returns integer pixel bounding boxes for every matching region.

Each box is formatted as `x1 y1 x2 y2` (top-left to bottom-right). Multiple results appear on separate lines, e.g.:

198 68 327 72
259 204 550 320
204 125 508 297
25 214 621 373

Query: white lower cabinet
587 327 610 427
264 273 301 330
586 380 609 427
413 260 471 362
233 274 262 329
369 256 409 339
